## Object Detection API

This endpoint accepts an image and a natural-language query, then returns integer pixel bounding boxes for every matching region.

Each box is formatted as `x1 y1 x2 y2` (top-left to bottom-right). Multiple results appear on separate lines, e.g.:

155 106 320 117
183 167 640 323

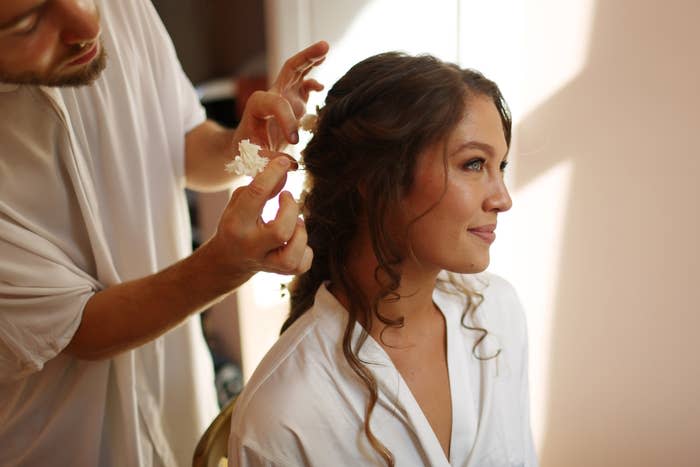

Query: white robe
0 1 218 465
229 274 538 466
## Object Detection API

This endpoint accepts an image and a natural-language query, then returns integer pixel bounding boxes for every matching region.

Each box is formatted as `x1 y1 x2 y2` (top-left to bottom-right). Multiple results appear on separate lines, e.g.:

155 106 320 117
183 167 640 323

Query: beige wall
256 1 700 465
515 1 700 465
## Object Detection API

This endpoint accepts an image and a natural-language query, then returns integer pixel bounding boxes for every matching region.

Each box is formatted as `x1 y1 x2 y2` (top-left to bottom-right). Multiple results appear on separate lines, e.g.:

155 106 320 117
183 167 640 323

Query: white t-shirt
0 1 218 465
229 274 538 467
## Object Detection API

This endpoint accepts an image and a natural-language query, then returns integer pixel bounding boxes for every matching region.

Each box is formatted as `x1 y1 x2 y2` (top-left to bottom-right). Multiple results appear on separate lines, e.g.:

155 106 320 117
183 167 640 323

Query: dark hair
282 52 511 466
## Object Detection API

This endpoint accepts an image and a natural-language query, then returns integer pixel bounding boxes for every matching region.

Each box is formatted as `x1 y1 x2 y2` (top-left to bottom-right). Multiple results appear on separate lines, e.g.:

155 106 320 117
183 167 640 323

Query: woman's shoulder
234 314 336 408
230 285 354 444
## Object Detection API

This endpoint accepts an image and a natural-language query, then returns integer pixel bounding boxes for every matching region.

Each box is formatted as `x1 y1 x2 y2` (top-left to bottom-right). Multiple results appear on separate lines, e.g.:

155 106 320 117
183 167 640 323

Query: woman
228 52 538 467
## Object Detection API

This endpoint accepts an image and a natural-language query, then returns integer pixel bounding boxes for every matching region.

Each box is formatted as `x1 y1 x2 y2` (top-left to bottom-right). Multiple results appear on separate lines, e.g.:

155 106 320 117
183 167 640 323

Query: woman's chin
445 260 489 275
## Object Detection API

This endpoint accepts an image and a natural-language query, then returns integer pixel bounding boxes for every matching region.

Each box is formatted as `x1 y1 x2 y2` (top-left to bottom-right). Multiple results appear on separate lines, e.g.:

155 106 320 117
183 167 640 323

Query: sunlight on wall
458 0 595 120
306 0 459 113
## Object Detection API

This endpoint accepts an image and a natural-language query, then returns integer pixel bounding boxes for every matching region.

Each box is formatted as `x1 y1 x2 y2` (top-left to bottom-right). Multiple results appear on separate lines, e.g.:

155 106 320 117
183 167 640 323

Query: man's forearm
63 239 251 360
185 119 240 192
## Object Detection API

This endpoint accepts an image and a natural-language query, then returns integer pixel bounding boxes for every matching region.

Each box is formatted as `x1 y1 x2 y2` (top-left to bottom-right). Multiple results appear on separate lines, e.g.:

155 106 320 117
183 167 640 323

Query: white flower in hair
300 113 318 133
225 139 269 176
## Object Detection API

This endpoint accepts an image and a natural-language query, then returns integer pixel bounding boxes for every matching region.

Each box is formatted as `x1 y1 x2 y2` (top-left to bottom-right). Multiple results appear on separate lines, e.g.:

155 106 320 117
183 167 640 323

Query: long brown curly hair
282 52 511 466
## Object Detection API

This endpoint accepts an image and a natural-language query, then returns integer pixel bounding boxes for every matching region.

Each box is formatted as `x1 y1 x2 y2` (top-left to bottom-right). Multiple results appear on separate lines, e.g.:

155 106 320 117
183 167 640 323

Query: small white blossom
300 114 318 133
224 139 269 176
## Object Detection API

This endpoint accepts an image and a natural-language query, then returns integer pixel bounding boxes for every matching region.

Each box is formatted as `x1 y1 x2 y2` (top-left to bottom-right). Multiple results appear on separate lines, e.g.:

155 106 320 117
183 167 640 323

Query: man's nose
56 0 100 46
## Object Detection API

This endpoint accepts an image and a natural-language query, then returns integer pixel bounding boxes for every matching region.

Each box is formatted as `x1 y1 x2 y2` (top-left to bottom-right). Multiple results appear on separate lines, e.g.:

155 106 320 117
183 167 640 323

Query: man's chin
55 51 107 87
0 48 107 88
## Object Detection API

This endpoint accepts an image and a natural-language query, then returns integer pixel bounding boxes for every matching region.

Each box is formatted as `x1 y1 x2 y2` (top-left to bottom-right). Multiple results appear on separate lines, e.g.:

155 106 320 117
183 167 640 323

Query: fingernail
276 157 291 168
289 131 299 144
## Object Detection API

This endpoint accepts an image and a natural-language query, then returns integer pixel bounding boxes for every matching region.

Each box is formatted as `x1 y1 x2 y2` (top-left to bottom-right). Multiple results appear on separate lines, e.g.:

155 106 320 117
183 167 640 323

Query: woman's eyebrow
450 140 511 160
449 141 495 157
0 2 45 32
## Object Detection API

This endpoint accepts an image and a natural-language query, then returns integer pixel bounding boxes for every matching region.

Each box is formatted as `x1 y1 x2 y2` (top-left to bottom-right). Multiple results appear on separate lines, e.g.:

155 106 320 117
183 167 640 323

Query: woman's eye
463 158 485 171
500 160 509 173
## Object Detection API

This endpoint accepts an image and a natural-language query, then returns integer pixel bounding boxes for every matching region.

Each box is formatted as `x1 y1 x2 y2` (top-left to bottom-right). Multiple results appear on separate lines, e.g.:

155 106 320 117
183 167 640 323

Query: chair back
192 396 237 467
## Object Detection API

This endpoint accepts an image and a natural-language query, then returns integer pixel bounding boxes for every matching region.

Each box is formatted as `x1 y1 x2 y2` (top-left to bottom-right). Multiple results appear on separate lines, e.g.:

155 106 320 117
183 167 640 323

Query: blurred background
153 1 700 465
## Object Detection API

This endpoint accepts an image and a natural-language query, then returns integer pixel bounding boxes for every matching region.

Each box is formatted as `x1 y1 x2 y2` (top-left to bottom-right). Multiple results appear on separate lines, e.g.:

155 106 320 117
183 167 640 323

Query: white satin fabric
229 274 538 467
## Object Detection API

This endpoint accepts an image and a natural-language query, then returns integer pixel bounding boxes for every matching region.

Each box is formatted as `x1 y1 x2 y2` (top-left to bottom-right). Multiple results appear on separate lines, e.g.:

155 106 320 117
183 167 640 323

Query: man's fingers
286 41 328 74
247 91 298 128
259 150 298 170
265 218 313 274
235 156 292 220
247 91 299 144
299 79 324 102
303 79 324 92
274 41 329 90
263 190 300 246
298 246 313 274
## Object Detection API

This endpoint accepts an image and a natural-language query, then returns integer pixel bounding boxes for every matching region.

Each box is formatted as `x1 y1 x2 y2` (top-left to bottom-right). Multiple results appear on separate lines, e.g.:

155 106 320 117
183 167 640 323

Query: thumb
234 156 292 220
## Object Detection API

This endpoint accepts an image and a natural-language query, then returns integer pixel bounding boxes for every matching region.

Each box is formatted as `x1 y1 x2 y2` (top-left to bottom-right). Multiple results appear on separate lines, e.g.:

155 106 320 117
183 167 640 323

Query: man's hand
66 46 328 361
205 153 313 281
65 153 311 360
185 41 328 191
236 41 329 151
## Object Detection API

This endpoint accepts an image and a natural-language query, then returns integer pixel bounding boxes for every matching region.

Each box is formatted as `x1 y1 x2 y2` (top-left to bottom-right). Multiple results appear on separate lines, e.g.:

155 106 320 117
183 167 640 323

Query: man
0 0 328 465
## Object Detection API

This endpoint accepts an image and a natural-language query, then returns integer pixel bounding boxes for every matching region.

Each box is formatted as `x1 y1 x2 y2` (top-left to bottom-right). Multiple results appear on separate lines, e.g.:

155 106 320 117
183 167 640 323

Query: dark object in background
204 98 238 129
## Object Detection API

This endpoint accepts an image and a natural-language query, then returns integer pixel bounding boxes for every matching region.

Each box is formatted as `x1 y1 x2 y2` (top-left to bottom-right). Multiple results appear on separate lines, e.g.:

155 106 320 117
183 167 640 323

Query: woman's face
399 95 512 275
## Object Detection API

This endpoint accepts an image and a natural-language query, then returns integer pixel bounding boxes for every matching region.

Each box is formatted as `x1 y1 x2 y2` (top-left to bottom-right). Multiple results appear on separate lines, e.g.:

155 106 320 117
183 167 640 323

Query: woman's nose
484 176 512 213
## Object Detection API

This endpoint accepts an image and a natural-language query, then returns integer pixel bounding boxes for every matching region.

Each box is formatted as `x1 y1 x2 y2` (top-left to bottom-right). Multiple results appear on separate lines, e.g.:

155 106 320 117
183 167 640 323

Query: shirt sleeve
0 217 99 383
140 0 207 133
130 0 206 186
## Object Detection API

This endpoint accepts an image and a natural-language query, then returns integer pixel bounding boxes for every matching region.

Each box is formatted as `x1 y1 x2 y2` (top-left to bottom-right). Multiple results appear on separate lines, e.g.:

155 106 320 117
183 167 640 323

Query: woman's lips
66 42 99 67
468 225 496 244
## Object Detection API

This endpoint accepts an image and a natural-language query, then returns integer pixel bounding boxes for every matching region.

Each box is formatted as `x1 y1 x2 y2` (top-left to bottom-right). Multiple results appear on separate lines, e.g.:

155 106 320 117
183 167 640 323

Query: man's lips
468 224 496 244
66 41 99 67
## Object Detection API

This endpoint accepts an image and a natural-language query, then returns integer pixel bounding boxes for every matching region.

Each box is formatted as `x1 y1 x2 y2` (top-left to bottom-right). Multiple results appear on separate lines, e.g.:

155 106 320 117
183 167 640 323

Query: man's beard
0 40 107 88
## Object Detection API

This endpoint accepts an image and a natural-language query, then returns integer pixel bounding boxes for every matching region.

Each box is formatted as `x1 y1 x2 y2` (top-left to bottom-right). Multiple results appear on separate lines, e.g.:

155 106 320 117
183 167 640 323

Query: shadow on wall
514 1 700 466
